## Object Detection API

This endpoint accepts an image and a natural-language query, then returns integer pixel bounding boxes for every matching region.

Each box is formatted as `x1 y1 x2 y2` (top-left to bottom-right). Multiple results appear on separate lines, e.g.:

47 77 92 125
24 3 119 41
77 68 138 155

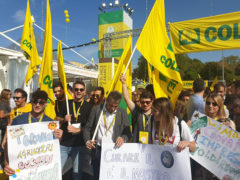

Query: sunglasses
13 96 22 100
140 101 152 105
93 94 100 98
32 100 46 105
74 88 85 92
206 101 218 107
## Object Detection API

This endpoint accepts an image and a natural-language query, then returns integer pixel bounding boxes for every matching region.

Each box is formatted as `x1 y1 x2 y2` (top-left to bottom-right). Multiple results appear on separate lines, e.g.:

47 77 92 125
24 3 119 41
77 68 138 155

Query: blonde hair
205 93 226 119
153 98 174 138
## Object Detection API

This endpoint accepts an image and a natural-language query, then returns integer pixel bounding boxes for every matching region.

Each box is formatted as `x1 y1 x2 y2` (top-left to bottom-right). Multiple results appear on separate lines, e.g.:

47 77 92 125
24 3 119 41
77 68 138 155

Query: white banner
190 111 240 180
7 121 62 180
100 143 191 180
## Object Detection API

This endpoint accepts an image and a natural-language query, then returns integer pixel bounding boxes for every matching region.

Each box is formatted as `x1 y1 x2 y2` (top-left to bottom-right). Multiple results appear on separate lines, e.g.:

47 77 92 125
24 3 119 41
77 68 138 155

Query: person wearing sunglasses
92 86 105 105
3 90 63 176
57 81 92 180
120 74 153 144
205 93 226 120
9 88 32 122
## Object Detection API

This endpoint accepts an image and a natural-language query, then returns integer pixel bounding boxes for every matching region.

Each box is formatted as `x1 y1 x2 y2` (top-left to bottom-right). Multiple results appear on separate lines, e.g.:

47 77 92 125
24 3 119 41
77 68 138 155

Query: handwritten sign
7 122 61 180
190 112 240 180
99 143 191 180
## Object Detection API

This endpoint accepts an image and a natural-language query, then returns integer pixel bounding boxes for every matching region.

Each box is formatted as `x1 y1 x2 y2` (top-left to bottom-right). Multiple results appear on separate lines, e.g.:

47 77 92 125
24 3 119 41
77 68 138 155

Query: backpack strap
178 119 183 141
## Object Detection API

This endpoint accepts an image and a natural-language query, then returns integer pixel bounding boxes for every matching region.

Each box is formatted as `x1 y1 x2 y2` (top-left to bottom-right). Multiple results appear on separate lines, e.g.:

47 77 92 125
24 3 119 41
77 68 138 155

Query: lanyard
103 111 116 133
28 113 43 124
56 101 59 113
73 100 84 122
143 114 151 131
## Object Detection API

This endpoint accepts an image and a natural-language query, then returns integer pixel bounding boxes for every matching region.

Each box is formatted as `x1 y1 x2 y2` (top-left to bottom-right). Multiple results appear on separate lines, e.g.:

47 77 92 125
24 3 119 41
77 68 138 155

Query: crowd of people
0 77 239 180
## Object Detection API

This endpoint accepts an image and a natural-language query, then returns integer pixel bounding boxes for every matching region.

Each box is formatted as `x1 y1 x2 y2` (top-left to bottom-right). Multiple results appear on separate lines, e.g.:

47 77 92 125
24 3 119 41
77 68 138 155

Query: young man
214 83 226 98
58 81 92 180
186 79 206 119
83 91 131 180
10 88 32 121
53 82 66 121
4 90 63 176
121 74 153 144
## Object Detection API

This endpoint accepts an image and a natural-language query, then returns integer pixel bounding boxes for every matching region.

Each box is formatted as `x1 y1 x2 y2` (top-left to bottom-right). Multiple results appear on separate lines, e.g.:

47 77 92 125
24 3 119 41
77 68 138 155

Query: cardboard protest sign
190 112 240 180
100 143 191 180
7 122 61 180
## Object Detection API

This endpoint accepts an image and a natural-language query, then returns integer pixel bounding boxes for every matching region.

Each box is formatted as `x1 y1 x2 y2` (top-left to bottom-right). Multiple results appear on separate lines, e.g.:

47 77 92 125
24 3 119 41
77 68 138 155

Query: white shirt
152 116 194 146
97 106 116 146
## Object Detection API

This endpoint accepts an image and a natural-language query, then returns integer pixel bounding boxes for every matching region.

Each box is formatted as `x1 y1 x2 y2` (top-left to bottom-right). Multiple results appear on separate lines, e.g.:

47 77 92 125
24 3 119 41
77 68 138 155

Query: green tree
132 55 148 81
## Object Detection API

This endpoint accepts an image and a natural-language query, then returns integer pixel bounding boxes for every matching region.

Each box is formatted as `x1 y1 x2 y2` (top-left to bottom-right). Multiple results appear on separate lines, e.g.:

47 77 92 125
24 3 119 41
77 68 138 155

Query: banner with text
169 11 240 54
7 122 61 180
190 111 240 180
100 143 191 180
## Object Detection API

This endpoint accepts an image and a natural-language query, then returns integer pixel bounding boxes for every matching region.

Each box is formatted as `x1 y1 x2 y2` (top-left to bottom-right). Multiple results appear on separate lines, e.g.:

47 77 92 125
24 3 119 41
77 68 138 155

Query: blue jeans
60 145 84 180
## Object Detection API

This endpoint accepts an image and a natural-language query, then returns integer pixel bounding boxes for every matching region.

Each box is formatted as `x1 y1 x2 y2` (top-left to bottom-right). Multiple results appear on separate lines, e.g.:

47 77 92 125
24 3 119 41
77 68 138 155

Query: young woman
152 97 196 152
205 93 226 120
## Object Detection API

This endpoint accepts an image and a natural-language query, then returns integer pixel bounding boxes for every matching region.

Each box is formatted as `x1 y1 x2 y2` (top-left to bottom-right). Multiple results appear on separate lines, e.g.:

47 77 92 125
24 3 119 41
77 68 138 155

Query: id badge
102 135 112 143
139 131 148 144
72 123 81 128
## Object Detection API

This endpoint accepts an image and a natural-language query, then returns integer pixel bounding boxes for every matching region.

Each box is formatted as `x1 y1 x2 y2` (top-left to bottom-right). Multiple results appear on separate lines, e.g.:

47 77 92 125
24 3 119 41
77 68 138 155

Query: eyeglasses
32 100 46 105
140 101 152 105
93 94 100 98
206 101 218 107
74 88 85 92
13 96 22 100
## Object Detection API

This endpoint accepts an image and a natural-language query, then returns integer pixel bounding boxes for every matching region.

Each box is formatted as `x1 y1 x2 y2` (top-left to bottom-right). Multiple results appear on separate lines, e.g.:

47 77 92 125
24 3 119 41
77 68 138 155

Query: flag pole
91 102 106 141
66 94 71 125
91 44 136 141
123 44 136 75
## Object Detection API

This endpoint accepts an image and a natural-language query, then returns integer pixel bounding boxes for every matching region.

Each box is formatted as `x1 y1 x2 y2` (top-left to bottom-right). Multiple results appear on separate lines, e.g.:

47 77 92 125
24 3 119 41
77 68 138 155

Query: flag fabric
136 0 183 106
39 0 55 119
107 35 132 117
57 40 73 100
147 63 153 84
198 74 201 79
21 0 41 85
210 76 218 91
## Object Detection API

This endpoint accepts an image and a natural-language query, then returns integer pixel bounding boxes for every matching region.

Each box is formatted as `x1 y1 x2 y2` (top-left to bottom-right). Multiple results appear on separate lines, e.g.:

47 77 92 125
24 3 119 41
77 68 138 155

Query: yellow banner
98 59 118 94
169 11 240 54
183 80 208 89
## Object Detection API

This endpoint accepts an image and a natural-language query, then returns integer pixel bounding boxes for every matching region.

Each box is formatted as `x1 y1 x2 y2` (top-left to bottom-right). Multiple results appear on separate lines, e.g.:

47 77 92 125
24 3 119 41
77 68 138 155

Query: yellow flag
21 0 41 85
39 0 55 119
147 63 153 84
136 0 183 106
107 35 132 114
198 74 201 79
57 40 73 100
210 76 218 91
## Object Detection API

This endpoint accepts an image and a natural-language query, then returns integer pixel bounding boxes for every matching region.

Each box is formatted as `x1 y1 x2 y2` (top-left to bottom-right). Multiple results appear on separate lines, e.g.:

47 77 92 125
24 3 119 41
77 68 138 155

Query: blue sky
1 0 240 67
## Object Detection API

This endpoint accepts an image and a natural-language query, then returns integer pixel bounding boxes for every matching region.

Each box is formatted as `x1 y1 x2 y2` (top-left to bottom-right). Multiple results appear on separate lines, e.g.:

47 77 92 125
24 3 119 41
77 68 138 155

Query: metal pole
2 25 24 34
222 50 224 82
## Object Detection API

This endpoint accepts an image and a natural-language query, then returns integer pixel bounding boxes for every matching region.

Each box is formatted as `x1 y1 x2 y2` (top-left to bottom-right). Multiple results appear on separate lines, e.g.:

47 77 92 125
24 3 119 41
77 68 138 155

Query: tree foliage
132 54 240 84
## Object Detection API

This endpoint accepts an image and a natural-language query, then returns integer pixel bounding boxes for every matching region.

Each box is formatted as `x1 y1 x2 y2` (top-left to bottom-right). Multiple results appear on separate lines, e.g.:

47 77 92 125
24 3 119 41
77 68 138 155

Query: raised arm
120 74 135 111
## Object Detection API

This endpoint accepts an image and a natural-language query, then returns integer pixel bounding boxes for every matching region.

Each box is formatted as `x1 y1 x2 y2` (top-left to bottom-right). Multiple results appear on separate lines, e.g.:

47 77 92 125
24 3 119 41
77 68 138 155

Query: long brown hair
205 93 226 119
0 89 11 105
153 98 174 138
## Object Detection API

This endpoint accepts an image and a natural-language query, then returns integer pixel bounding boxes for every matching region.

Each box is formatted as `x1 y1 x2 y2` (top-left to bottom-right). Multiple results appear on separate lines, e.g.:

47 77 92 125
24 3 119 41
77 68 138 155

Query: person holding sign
152 97 196 152
58 81 92 180
83 91 131 180
121 74 153 144
4 90 63 176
